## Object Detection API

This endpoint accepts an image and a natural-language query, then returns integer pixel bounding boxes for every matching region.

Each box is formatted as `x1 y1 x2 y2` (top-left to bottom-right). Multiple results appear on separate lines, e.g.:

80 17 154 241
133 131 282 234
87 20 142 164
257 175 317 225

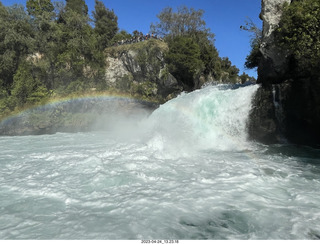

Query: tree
220 57 240 82
0 2 9 97
11 61 48 107
165 36 203 89
151 5 241 84
55 11 93 84
132 30 143 38
241 18 262 69
151 5 213 41
26 0 54 18
239 72 256 84
245 42 262 69
0 4 35 94
195 32 219 76
111 30 132 44
0 0 108 113
65 0 88 16
274 0 320 77
151 6 222 81
93 0 118 50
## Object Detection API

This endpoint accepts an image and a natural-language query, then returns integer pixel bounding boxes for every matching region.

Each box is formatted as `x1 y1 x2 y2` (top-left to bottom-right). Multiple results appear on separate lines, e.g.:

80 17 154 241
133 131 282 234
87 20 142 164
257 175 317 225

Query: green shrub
11 62 48 107
116 74 133 91
130 81 157 98
245 42 262 69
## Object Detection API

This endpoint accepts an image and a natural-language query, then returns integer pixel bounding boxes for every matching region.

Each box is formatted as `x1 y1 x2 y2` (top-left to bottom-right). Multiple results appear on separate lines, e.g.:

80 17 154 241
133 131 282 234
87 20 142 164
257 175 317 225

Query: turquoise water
0 85 320 239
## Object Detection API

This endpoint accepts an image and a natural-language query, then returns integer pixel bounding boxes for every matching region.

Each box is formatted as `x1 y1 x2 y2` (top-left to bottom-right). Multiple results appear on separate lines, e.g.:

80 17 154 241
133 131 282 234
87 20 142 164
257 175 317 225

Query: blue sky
2 0 262 78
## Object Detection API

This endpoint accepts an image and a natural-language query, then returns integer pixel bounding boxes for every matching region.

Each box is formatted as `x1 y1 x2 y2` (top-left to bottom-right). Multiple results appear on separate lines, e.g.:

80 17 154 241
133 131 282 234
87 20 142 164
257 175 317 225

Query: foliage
219 57 240 83
241 18 262 42
150 5 212 40
239 72 256 84
274 0 320 76
136 40 164 81
197 33 219 76
0 4 35 94
11 62 48 107
245 42 262 69
165 36 203 89
26 0 54 18
241 18 262 70
116 74 133 91
130 81 157 99
93 0 118 50
0 0 110 116
152 5 240 84
110 30 132 45
65 0 88 16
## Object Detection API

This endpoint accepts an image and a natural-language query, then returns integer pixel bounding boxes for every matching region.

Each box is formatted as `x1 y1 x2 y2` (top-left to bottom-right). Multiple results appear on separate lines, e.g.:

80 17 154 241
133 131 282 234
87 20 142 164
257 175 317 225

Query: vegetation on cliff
0 0 110 117
242 19 262 70
105 39 170 103
247 0 320 147
0 0 251 120
245 0 320 78
274 0 320 78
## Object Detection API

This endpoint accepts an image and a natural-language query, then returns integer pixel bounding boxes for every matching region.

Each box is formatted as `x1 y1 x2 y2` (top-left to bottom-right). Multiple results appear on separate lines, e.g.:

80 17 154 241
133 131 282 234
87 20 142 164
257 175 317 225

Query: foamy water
0 84 320 239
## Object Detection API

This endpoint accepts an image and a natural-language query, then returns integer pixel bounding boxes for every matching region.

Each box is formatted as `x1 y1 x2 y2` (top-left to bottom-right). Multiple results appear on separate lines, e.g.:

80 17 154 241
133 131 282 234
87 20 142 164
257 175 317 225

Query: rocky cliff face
258 0 290 84
248 0 289 145
249 0 320 147
104 39 182 101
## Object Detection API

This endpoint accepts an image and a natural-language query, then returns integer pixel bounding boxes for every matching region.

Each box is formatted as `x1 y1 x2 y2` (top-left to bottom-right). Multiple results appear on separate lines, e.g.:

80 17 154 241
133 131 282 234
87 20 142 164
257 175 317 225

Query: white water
1 84 320 240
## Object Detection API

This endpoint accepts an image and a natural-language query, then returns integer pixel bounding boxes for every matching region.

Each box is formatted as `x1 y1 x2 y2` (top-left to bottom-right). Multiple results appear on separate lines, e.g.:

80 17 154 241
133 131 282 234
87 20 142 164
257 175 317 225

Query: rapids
0 84 320 240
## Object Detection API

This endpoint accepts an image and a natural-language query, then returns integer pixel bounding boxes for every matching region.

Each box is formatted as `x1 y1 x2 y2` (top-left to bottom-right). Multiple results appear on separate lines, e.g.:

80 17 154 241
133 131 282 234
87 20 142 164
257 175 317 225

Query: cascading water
144 84 259 156
1 84 320 240
272 84 285 132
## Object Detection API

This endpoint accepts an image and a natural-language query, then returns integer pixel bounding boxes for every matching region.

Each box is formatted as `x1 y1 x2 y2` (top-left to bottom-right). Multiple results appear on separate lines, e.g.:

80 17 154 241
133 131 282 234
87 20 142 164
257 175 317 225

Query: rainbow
37 92 156 109
0 92 159 135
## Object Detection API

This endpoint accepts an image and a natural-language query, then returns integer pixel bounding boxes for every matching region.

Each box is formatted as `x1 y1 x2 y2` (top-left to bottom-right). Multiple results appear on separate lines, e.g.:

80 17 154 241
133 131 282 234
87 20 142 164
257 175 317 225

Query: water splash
1 84 320 240
143 84 259 157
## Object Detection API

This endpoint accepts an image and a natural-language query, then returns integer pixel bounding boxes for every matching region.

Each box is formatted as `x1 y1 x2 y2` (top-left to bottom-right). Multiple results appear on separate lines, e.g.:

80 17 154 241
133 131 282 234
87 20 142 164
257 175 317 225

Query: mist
0 97 158 136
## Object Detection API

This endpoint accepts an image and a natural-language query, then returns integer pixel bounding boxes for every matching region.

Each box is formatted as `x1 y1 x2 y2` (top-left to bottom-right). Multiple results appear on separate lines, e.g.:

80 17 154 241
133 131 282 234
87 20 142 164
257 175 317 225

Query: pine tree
93 0 118 50
26 0 54 18
165 36 203 89
65 0 88 16
0 4 35 94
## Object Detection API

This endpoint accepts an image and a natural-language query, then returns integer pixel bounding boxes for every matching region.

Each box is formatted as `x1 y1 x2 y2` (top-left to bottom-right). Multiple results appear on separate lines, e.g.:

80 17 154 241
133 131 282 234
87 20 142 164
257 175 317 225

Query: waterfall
144 84 259 154
272 84 287 142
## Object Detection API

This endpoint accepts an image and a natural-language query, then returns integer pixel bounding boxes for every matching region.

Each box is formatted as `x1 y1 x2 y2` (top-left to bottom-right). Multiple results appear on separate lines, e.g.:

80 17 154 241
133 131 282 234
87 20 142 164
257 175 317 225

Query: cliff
104 39 183 101
257 0 291 84
103 39 242 100
248 0 320 147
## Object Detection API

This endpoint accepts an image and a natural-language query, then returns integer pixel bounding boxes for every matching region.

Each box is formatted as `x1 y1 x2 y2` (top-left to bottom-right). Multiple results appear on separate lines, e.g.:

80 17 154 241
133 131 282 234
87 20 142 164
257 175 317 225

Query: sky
2 0 262 78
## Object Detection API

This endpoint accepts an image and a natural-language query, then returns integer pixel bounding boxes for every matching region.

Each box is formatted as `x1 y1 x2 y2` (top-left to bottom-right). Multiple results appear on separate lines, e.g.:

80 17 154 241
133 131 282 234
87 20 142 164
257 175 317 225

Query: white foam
144 84 259 155
1 84 320 240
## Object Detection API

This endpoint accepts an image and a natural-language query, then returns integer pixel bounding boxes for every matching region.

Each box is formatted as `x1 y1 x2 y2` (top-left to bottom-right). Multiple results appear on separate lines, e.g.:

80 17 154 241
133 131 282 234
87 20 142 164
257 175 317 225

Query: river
0 84 320 239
